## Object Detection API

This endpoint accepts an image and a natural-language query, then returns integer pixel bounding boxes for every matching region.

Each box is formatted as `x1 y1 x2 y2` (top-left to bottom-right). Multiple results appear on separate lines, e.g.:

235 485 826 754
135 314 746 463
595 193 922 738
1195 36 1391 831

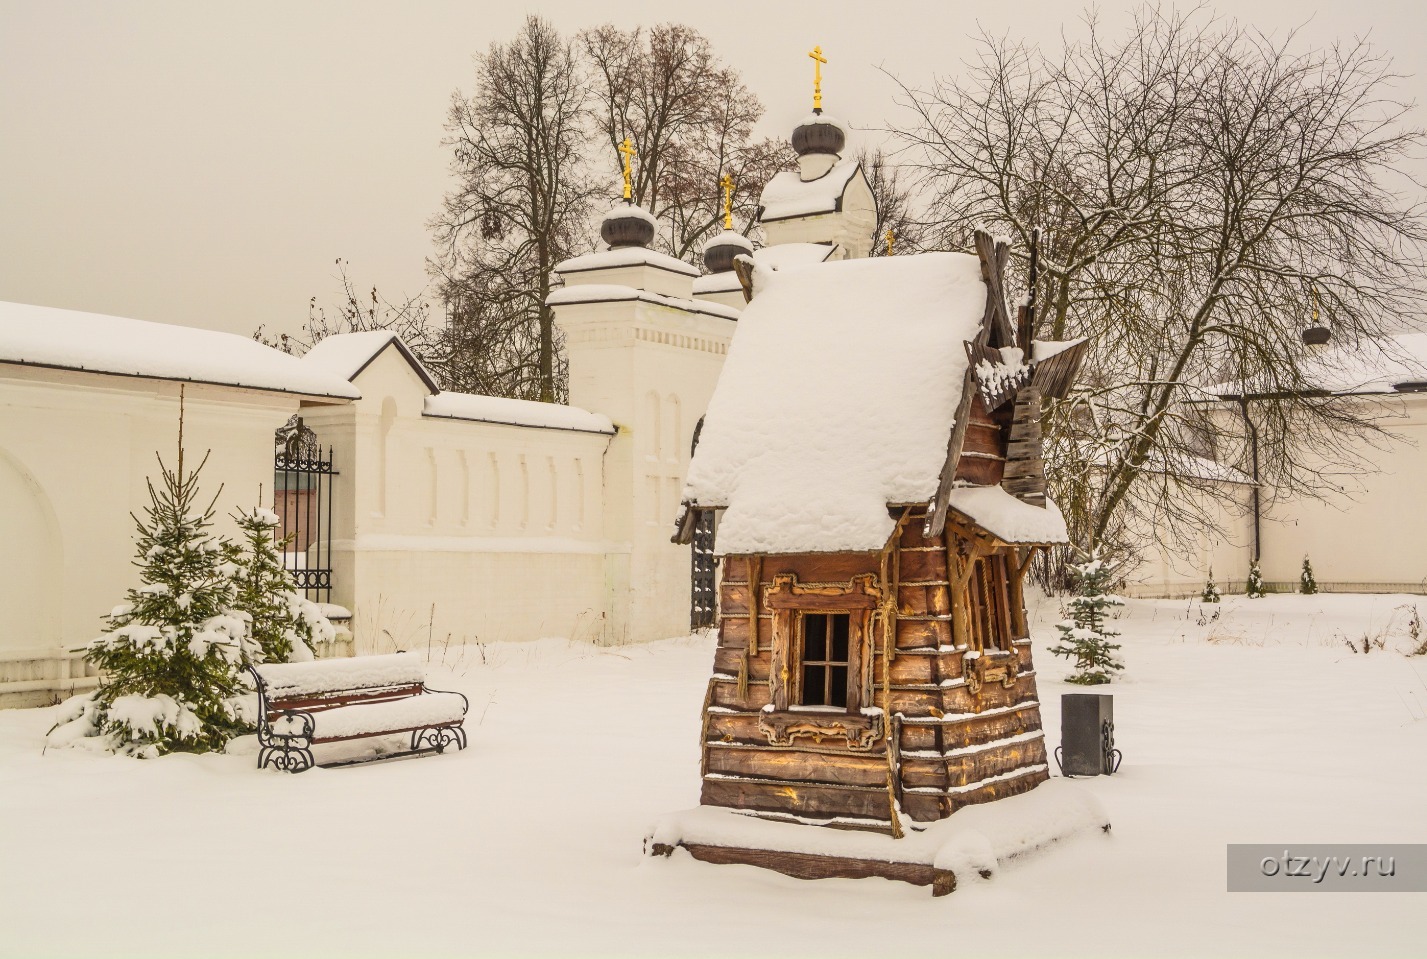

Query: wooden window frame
796 611 852 708
764 573 880 714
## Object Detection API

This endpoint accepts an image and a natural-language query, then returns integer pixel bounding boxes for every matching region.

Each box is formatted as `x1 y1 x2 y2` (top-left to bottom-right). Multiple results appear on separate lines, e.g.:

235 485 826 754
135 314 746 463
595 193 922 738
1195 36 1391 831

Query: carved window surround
760 573 883 749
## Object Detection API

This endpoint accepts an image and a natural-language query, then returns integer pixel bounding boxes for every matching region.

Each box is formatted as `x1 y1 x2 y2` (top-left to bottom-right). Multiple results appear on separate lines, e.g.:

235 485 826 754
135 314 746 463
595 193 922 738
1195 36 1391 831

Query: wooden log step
705 744 891 788
700 774 896 821
651 842 957 896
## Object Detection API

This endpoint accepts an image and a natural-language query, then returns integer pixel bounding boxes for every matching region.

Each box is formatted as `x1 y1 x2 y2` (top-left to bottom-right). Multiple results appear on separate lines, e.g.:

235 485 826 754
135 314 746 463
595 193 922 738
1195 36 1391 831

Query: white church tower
549 184 740 643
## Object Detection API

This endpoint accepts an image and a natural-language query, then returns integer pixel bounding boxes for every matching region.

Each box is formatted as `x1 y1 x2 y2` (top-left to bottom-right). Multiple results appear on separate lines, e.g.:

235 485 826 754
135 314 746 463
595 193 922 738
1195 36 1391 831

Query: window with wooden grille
798 612 851 707
966 555 1011 652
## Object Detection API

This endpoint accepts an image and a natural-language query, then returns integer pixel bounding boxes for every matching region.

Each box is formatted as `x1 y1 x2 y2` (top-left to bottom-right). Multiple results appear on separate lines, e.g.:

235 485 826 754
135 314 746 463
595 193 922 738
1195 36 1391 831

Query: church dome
701 230 754 274
791 112 847 157
600 203 657 249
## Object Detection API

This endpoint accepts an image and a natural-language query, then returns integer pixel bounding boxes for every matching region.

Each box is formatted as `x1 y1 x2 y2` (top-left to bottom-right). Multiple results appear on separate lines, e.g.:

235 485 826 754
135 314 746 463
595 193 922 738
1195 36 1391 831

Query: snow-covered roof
946 486 1069 544
758 158 862 222
683 252 991 555
546 284 739 321
301 330 439 393
599 203 658 230
0 300 359 400
700 230 754 256
1207 332 1427 399
554 246 700 278
424 391 614 435
752 243 835 270
692 272 744 296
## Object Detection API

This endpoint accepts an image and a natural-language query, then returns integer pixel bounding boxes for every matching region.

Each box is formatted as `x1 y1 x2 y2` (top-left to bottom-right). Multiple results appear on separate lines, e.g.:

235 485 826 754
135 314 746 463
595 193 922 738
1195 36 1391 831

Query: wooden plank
946 765 1050 814
896 549 946 582
759 553 881 584
705 711 768 745
942 739 1049 788
895 618 951 649
714 646 770 682
655 842 956 896
705 745 891 788
898 584 950 617
954 455 1004 485
720 583 751 617
710 677 771 711
960 422 1004 456
699 776 895 821
718 615 772 651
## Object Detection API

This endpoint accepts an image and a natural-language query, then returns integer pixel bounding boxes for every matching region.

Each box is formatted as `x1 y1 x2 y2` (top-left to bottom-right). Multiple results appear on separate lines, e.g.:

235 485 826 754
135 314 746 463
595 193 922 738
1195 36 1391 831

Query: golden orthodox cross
808 45 827 113
886 230 894 256
618 137 636 201
720 173 735 230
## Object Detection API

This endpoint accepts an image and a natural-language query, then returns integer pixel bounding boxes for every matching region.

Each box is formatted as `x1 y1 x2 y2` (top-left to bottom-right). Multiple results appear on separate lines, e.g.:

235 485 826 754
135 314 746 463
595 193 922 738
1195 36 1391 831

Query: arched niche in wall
0 447 62 651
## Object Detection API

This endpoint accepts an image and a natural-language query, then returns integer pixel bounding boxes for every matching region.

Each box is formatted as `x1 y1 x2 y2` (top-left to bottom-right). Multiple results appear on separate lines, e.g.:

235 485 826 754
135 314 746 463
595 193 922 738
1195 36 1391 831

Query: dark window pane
830 614 849 662
828 666 848 707
803 665 827 706
804 615 827 661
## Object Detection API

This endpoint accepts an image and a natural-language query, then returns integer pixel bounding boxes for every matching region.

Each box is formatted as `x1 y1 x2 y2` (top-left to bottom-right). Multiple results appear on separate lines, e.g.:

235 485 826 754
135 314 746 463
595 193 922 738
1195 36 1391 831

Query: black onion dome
791 112 847 157
1301 326 1331 346
702 230 754 274
600 203 656 249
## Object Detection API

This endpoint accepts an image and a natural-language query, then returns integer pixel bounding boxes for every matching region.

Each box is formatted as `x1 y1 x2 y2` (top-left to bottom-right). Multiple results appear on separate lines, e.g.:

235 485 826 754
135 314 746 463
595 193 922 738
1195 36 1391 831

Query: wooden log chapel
672 228 1088 842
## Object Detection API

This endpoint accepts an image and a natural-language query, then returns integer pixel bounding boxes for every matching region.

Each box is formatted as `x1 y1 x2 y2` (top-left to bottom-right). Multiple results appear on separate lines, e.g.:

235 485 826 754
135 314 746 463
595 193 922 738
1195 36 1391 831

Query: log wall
698 507 1050 829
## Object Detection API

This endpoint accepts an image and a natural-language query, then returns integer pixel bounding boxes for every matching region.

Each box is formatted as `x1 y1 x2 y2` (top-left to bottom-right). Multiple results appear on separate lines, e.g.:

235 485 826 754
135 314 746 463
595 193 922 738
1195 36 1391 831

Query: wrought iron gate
690 415 718 628
273 415 336 604
691 510 718 629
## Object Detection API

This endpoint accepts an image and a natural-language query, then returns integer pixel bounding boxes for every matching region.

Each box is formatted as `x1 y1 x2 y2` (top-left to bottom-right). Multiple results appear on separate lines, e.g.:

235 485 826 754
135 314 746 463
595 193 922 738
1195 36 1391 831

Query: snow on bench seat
273 691 468 742
255 652 426 699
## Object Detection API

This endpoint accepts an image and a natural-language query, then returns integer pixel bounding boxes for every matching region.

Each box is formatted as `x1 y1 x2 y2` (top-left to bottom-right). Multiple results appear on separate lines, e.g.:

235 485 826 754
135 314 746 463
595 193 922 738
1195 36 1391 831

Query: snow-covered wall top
424 391 615 435
302 330 439 393
554 246 700 278
758 158 862 222
683 252 987 555
0 301 361 400
752 243 835 270
1207 332 1427 398
546 284 740 321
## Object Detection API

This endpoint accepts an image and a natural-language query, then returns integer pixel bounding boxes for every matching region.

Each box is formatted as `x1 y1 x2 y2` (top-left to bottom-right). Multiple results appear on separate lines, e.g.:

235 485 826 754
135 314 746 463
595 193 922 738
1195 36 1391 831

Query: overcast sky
1 0 1421 340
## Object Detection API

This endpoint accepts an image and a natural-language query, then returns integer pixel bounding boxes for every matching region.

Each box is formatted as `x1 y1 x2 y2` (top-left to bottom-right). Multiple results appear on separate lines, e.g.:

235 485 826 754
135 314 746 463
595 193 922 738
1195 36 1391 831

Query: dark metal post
1057 693 1120 776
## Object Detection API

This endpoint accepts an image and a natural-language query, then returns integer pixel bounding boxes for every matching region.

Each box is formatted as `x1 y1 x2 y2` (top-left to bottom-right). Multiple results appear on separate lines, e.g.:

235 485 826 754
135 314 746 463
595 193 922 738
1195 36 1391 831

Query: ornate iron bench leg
412 725 466 754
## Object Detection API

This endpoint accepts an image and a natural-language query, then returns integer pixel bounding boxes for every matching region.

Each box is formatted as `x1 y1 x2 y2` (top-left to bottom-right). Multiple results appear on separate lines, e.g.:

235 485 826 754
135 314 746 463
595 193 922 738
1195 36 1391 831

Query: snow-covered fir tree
1246 559 1266 599
230 505 332 664
1049 555 1125 685
1299 557 1318 595
1202 568 1221 603
49 448 251 757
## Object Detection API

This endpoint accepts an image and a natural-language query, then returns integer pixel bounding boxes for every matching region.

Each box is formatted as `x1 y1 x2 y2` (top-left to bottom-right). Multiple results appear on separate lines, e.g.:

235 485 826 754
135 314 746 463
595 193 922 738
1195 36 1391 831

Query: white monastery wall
0 366 308 706
298 346 618 653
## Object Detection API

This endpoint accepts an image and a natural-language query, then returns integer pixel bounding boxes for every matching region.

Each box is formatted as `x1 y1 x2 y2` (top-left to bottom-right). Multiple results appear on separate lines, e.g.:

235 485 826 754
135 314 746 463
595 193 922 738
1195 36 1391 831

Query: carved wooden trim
763 573 881 611
762 573 882 715
757 709 884 751
964 650 1021 696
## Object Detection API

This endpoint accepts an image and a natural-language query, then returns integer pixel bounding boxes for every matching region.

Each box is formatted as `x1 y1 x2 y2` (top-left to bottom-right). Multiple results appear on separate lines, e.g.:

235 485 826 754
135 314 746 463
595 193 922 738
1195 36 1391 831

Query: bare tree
858 147 927 255
430 16 600 403
255 258 438 358
893 8 1427 568
581 23 794 261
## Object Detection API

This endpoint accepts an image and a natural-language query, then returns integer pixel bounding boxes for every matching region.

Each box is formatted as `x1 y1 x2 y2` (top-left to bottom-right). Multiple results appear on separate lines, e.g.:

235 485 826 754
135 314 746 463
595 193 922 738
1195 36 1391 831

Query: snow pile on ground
2 593 1424 957
652 777 1107 880
683 252 987 555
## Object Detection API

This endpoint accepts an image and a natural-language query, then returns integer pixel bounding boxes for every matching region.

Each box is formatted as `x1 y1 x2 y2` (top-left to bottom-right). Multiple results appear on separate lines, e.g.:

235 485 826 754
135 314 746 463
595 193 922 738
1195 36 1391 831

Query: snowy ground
3 593 1426 958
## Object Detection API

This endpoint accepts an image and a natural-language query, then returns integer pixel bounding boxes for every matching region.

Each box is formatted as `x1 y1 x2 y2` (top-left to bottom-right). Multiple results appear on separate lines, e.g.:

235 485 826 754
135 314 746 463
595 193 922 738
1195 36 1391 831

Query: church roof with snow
1208 331 1427 398
682 252 994 555
757 156 863 222
0 300 360 400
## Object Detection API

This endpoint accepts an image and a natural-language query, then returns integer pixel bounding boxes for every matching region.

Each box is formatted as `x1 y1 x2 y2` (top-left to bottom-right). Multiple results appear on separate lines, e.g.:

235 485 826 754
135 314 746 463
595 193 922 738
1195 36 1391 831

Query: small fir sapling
1202 569 1221 603
230 504 332 664
48 439 252 757
1246 559 1266 599
1299 557 1318 595
1048 555 1125 685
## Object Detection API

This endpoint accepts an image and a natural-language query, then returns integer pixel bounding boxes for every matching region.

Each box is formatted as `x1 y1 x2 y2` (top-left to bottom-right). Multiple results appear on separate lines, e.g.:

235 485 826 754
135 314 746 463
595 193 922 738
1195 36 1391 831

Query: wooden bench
248 652 468 773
